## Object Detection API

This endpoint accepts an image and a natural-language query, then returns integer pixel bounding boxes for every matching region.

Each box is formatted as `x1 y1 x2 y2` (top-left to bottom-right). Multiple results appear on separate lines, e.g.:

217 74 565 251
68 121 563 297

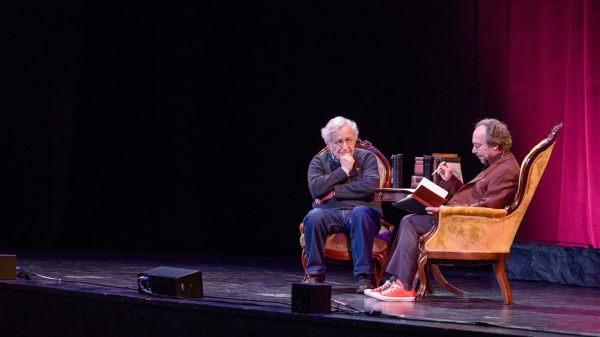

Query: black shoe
303 274 326 284
356 273 375 293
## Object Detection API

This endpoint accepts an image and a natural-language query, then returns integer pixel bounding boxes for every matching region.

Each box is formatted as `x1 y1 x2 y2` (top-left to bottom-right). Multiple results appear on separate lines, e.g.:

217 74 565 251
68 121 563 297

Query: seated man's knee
350 205 371 218
303 208 328 231
349 206 379 229
399 214 433 235
400 214 416 227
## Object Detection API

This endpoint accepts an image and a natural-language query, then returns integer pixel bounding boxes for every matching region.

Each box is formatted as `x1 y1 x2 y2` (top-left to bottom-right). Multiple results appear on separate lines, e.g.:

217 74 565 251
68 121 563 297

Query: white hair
320 116 359 144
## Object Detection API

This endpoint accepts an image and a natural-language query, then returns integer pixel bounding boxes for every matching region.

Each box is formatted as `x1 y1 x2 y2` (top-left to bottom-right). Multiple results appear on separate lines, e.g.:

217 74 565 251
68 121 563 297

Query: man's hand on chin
340 154 354 173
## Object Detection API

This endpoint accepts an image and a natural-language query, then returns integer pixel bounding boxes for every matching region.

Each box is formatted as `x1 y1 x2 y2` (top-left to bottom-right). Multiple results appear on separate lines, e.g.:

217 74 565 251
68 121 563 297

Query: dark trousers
382 214 435 290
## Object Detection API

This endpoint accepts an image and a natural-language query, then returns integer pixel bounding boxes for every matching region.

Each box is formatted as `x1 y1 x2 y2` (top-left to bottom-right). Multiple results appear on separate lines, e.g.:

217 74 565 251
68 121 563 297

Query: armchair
416 123 563 304
299 139 394 286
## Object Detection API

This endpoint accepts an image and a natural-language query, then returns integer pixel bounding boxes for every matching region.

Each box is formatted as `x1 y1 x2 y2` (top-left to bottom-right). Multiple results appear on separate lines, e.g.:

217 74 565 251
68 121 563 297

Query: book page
416 177 448 199
447 161 463 183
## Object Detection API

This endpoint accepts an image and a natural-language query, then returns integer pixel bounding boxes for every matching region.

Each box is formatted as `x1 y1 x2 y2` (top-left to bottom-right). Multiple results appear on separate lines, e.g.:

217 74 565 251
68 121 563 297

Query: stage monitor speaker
0 255 16 280
138 266 203 298
291 283 331 314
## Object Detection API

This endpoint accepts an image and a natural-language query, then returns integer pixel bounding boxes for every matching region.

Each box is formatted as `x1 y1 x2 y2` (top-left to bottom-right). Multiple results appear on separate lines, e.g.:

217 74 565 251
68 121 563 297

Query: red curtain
477 0 600 247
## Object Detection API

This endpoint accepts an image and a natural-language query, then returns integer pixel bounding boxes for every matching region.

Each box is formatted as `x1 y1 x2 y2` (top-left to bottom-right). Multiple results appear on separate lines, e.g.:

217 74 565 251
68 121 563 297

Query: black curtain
2 1 483 256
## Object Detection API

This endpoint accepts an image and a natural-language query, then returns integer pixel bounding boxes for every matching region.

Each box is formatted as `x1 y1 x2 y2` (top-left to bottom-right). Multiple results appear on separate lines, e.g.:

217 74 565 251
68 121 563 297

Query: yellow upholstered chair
299 139 394 286
416 123 563 305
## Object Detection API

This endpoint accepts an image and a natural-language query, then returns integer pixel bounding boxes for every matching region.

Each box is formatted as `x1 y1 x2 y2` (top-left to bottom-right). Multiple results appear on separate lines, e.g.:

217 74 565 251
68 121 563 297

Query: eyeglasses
331 139 355 148
472 143 487 150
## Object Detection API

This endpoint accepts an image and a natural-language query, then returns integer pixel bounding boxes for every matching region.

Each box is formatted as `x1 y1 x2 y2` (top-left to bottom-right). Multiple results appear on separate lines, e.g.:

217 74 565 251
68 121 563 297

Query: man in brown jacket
365 118 520 301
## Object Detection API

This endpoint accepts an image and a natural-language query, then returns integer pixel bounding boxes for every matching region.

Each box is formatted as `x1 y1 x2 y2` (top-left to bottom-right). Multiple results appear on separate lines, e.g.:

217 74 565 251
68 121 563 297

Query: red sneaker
365 279 394 295
364 279 415 302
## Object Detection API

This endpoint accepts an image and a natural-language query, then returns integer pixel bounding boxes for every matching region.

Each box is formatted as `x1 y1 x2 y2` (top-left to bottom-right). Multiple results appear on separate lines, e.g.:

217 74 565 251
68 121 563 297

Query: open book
392 177 448 214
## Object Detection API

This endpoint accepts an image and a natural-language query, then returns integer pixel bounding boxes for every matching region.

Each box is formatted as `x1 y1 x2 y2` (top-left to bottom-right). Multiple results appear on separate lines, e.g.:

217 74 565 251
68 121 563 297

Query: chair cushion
299 225 391 255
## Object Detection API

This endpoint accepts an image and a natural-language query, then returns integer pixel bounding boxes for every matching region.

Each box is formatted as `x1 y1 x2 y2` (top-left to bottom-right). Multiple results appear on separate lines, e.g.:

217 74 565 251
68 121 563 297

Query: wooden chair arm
439 205 507 218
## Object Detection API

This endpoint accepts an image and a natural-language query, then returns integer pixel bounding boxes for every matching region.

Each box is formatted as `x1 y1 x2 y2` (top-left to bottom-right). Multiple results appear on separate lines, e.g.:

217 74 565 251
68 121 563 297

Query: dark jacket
308 148 383 216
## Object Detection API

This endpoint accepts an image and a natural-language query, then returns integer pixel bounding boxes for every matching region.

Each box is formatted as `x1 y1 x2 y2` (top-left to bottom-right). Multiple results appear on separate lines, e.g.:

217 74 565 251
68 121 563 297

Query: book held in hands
392 177 448 214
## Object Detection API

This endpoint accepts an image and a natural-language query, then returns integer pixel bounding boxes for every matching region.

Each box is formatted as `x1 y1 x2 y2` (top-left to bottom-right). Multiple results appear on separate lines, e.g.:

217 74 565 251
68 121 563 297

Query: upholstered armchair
416 123 563 305
299 139 394 286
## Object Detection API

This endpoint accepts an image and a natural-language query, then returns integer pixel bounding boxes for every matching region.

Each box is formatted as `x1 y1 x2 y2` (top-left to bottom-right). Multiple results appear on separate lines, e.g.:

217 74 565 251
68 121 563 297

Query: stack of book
431 153 463 184
410 154 464 188
410 157 424 189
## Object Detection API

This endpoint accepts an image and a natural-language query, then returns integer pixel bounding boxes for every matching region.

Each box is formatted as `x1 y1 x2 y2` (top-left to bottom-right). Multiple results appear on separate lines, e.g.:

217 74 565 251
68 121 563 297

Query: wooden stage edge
0 251 599 337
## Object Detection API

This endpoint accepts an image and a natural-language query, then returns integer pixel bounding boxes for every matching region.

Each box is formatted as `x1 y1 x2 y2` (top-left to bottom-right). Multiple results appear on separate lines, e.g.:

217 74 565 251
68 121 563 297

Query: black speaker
138 266 203 298
291 283 331 314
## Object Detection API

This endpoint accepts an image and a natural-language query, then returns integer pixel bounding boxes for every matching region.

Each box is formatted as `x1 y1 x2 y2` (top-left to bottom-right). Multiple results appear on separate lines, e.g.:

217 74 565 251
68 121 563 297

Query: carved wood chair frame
416 123 563 305
299 139 394 286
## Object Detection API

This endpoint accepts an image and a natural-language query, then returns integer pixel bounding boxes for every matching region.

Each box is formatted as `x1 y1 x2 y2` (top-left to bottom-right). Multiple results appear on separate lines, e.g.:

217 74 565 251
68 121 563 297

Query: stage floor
1 251 599 337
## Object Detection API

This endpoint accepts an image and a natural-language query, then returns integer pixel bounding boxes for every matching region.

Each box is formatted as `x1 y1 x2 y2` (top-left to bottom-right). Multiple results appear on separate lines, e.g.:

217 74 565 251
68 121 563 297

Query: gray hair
475 118 513 152
321 116 359 145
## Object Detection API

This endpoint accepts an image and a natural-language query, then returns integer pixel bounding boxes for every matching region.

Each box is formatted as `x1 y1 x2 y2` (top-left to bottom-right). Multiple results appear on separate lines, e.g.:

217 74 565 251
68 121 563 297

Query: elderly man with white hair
302 116 382 293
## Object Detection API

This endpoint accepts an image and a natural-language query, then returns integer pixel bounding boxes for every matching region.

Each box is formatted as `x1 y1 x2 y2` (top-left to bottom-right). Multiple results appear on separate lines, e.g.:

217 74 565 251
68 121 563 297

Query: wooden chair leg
416 254 428 302
429 265 470 298
425 265 434 294
414 266 435 294
301 246 308 280
494 259 512 305
373 260 381 286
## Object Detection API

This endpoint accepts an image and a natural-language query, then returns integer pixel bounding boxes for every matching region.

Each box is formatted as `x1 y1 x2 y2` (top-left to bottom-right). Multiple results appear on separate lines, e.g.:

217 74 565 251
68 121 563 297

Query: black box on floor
291 283 331 314
138 266 203 298
0 255 16 280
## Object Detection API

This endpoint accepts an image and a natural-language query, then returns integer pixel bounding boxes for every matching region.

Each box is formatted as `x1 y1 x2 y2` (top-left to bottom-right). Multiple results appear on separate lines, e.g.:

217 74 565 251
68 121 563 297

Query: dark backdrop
1 1 486 256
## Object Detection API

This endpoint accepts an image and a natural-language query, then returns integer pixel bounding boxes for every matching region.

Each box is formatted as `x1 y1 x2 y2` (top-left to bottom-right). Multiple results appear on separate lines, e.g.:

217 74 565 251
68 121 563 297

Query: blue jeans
303 206 381 277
